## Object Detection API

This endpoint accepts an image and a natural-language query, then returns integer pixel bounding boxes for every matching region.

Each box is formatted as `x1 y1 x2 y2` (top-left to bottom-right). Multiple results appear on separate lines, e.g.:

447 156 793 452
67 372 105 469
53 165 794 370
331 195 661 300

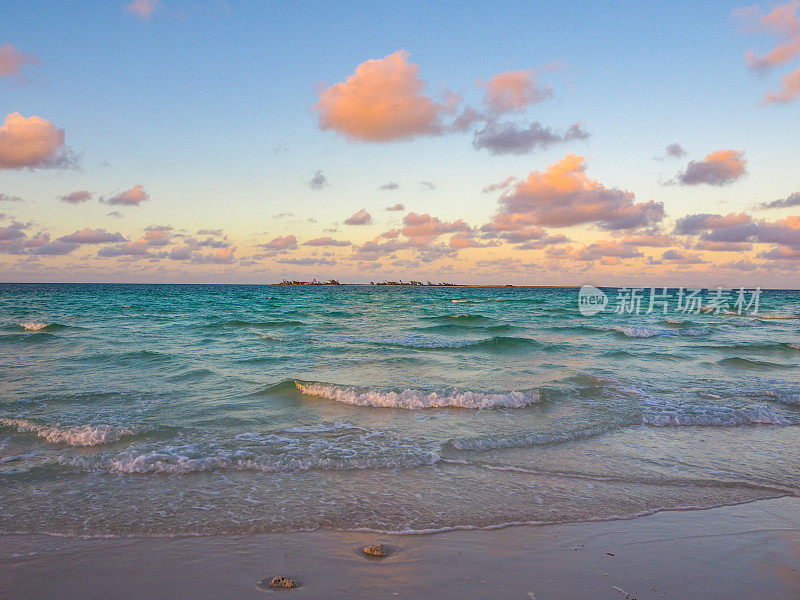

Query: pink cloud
486 154 664 231
315 50 447 141
738 1 800 70
142 225 171 246
401 212 469 245
735 2 800 102
106 185 149 206
58 228 126 244
59 190 93 204
0 112 70 170
661 249 707 264
676 150 747 186
259 235 298 250
344 209 372 225
126 0 160 20
765 66 800 103
574 240 643 261
448 233 497 249
210 246 236 264
0 44 39 77
303 236 351 247
478 70 551 113
386 203 405 211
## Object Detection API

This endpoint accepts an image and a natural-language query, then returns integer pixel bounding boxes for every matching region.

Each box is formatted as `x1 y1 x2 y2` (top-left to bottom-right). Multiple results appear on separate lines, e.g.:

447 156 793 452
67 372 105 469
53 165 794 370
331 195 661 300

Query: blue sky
1 1 799 284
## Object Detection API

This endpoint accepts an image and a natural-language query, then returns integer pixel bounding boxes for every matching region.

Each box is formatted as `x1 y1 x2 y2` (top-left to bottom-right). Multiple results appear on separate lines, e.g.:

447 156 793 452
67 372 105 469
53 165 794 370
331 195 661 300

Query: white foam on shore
643 405 794 427
106 447 440 474
296 381 539 409
0 418 134 446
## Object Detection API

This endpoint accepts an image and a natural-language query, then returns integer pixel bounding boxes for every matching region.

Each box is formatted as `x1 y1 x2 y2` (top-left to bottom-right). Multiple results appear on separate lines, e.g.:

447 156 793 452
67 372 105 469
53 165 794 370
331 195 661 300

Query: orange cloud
487 154 664 230
401 212 469 245
765 66 800 103
736 2 800 102
0 112 67 170
677 150 747 186
315 50 447 141
0 44 39 77
478 70 551 113
106 185 150 206
344 209 372 225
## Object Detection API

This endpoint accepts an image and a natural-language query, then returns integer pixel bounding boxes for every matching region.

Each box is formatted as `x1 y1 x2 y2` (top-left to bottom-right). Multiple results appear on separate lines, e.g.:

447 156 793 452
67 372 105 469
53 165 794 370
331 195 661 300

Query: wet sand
2 497 799 599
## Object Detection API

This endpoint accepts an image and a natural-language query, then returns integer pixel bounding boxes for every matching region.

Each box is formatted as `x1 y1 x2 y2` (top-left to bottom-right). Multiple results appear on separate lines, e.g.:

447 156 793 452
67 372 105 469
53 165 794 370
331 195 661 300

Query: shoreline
3 496 798 599
0 493 791 540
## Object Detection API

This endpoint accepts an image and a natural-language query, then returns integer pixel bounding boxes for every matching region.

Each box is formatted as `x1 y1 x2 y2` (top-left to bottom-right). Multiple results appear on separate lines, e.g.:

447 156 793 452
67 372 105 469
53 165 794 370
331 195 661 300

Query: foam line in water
642 404 797 427
295 381 540 409
0 418 135 446
611 325 711 338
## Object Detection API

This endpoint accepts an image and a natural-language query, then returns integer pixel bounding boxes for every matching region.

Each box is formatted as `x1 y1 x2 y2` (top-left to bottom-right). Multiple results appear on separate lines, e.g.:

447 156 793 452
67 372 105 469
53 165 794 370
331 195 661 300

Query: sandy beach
2 496 798 599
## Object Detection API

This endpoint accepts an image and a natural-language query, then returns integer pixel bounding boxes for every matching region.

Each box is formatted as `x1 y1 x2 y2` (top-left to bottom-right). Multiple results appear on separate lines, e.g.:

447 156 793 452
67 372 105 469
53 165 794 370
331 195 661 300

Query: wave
165 368 214 382
611 325 711 338
369 333 544 351
62 428 442 474
412 323 515 334
206 319 305 329
79 350 173 364
716 357 793 369
643 404 797 427
447 424 614 451
295 381 541 409
700 342 800 353
663 317 691 326
103 448 440 475
0 332 56 343
421 314 492 324
16 322 81 332
602 349 687 361
0 418 135 446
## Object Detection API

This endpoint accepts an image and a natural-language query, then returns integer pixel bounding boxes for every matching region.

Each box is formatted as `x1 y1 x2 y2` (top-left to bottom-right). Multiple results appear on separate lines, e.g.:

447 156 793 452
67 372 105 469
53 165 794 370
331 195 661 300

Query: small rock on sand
363 543 387 557
259 576 297 589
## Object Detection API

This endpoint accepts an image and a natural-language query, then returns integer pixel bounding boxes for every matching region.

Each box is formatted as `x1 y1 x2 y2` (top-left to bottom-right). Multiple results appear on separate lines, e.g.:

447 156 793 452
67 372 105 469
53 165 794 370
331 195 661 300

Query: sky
1 0 800 286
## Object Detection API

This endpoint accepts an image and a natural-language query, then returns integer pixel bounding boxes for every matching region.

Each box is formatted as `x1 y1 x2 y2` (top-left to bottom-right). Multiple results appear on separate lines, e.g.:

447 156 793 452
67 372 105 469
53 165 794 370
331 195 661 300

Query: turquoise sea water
1 283 799 536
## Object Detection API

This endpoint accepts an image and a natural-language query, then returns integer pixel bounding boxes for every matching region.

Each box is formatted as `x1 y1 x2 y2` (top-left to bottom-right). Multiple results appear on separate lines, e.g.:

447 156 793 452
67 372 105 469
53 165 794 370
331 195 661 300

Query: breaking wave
295 381 540 409
611 325 711 338
0 418 135 446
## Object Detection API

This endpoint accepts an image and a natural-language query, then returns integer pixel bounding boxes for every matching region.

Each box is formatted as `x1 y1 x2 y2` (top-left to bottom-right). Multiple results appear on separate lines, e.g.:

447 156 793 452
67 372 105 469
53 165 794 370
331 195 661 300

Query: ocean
1 283 799 536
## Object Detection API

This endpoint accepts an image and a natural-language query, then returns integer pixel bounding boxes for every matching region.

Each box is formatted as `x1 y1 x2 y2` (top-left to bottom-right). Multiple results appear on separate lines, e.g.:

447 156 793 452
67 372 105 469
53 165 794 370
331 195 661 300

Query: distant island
276 279 470 286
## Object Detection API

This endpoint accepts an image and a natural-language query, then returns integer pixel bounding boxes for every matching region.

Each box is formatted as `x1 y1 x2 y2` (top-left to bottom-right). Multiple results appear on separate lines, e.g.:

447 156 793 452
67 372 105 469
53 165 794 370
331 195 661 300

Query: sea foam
642 404 795 427
296 381 539 409
0 418 134 446
612 325 711 338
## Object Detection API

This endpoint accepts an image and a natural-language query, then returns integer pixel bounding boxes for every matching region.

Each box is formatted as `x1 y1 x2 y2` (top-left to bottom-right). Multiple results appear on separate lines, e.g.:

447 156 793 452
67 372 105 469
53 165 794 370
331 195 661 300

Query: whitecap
612 325 710 338
0 418 134 446
296 381 539 409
